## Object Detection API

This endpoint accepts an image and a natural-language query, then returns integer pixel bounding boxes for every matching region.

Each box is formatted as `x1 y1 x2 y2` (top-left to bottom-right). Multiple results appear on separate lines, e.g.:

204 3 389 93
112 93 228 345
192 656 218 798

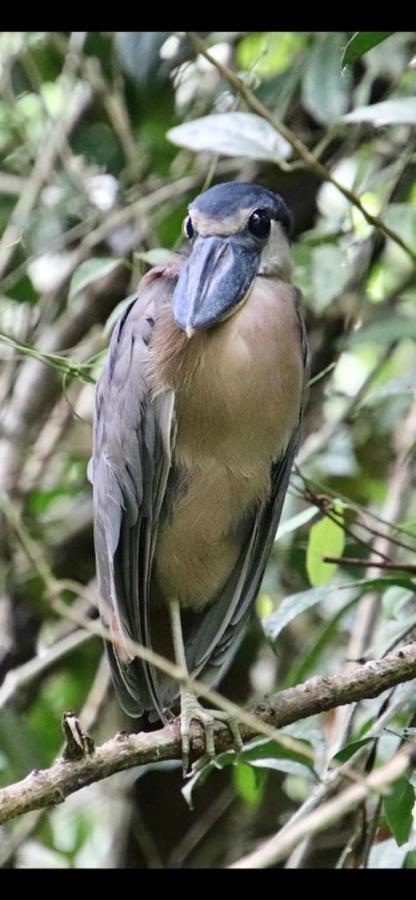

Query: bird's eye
248 208 271 239
183 216 194 240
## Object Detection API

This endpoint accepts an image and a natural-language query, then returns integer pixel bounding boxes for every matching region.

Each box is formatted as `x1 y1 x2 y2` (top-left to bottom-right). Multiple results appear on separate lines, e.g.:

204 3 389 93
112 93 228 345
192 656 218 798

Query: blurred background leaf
0 29 416 870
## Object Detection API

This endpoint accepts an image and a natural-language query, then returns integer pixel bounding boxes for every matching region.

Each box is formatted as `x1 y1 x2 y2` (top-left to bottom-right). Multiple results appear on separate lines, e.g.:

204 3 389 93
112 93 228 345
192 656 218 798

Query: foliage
0 30 416 870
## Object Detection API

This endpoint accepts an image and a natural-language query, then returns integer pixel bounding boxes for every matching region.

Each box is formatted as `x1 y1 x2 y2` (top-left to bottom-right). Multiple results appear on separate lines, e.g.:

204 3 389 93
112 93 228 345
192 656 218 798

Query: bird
90 181 308 773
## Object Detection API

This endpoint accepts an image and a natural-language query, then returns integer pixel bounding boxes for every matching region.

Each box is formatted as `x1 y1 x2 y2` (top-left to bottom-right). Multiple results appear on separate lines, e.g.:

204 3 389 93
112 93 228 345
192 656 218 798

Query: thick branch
1 642 415 825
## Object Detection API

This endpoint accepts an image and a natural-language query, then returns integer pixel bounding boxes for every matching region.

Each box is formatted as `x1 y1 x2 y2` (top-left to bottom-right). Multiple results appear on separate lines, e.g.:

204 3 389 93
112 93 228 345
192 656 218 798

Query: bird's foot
180 689 243 775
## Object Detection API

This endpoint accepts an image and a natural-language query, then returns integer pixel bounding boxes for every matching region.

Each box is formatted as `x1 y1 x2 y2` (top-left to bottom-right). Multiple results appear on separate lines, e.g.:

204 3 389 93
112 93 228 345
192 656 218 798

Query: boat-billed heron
90 181 308 772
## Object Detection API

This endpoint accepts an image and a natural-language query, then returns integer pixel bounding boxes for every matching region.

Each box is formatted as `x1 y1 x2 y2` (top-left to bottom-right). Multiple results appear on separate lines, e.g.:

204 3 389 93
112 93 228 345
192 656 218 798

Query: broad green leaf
343 98 416 126
27 487 76 517
341 32 394 69
263 575 412 645
68 257 124 302
167 112 291 163
233 763 264 807
302 33 352 124
306 508 345 588
311 245 351 310
332 737 374 763
263 581 359 644
275 505 316 541
350 315 416 346
249 758 312 777
286 597 357 686
236 32 305 79
363 373 416 406
243 736 313 770
384 777 415 847
382 586 415 621
383 203 416 245
182 734 314 809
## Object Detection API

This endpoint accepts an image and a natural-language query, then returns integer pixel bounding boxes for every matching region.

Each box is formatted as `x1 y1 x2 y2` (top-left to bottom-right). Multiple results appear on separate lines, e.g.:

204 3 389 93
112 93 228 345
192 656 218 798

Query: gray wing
159 289 309 707
90 263 179 719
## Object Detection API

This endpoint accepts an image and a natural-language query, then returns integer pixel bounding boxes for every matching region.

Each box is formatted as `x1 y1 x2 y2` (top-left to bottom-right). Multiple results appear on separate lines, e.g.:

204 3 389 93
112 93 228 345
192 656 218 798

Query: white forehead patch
190 207 254 236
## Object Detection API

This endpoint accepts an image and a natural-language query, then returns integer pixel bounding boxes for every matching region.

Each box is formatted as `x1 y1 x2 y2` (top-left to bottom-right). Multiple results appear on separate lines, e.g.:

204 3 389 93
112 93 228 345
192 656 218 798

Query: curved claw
179 689 243 775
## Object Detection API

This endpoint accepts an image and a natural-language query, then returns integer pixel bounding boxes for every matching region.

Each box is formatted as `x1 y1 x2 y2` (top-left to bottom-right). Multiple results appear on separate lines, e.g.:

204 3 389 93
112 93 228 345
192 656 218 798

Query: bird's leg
168 599 243 775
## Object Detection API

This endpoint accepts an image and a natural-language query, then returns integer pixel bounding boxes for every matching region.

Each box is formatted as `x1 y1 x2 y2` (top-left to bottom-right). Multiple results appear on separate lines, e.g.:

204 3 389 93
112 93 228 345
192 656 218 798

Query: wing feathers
92 264 307 719
92 263 180 719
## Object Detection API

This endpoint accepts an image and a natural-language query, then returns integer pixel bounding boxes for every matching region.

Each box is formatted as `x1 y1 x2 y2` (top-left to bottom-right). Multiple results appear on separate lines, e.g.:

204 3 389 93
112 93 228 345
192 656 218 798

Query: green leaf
332 737 374 763
263 581 360 644
306 508 345 588
350 315 416 347
262 575 411 645
343 98 416 126
250 758 312 777
233 762 264 807
363 373 416 407
243 736 314 770
311 245 351 310
302 33 352 124
383 203 416 245
286 597 357 686
68 257 124 302
135 248 174 267
182 734 314 809
384 777 415 847
236 32 305 79
167 112 291 163
404 850 416 869
275 505 317 541
341 33 394 69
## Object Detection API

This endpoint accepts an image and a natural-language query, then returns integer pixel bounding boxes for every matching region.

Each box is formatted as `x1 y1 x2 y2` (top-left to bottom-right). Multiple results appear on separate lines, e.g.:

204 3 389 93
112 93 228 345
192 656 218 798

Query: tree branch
1 641 415 825
187 33 416 266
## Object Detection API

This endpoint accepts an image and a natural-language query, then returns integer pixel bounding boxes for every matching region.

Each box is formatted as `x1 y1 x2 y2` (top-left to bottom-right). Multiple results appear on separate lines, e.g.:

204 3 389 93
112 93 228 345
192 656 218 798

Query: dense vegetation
0 31 416 868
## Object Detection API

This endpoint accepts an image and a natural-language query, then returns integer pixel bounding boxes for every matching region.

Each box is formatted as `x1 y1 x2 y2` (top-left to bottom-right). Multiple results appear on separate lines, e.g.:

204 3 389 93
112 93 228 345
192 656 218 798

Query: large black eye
183 216 194 240
248 208 271 239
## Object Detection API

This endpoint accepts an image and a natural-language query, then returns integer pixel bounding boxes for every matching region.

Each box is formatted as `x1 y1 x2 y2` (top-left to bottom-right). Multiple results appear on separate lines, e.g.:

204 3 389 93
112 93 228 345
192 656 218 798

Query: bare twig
229 749 412 869
323 556 416 574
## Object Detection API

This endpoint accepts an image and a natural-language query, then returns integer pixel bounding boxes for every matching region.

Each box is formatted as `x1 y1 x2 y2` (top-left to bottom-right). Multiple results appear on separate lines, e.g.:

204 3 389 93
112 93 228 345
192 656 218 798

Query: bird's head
171 181 293 337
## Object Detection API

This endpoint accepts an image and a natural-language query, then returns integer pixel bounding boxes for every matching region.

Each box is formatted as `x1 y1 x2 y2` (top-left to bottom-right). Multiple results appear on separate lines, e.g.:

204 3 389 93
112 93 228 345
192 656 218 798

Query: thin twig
323 556 416 574
229 749 412 869
0 629 94 710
